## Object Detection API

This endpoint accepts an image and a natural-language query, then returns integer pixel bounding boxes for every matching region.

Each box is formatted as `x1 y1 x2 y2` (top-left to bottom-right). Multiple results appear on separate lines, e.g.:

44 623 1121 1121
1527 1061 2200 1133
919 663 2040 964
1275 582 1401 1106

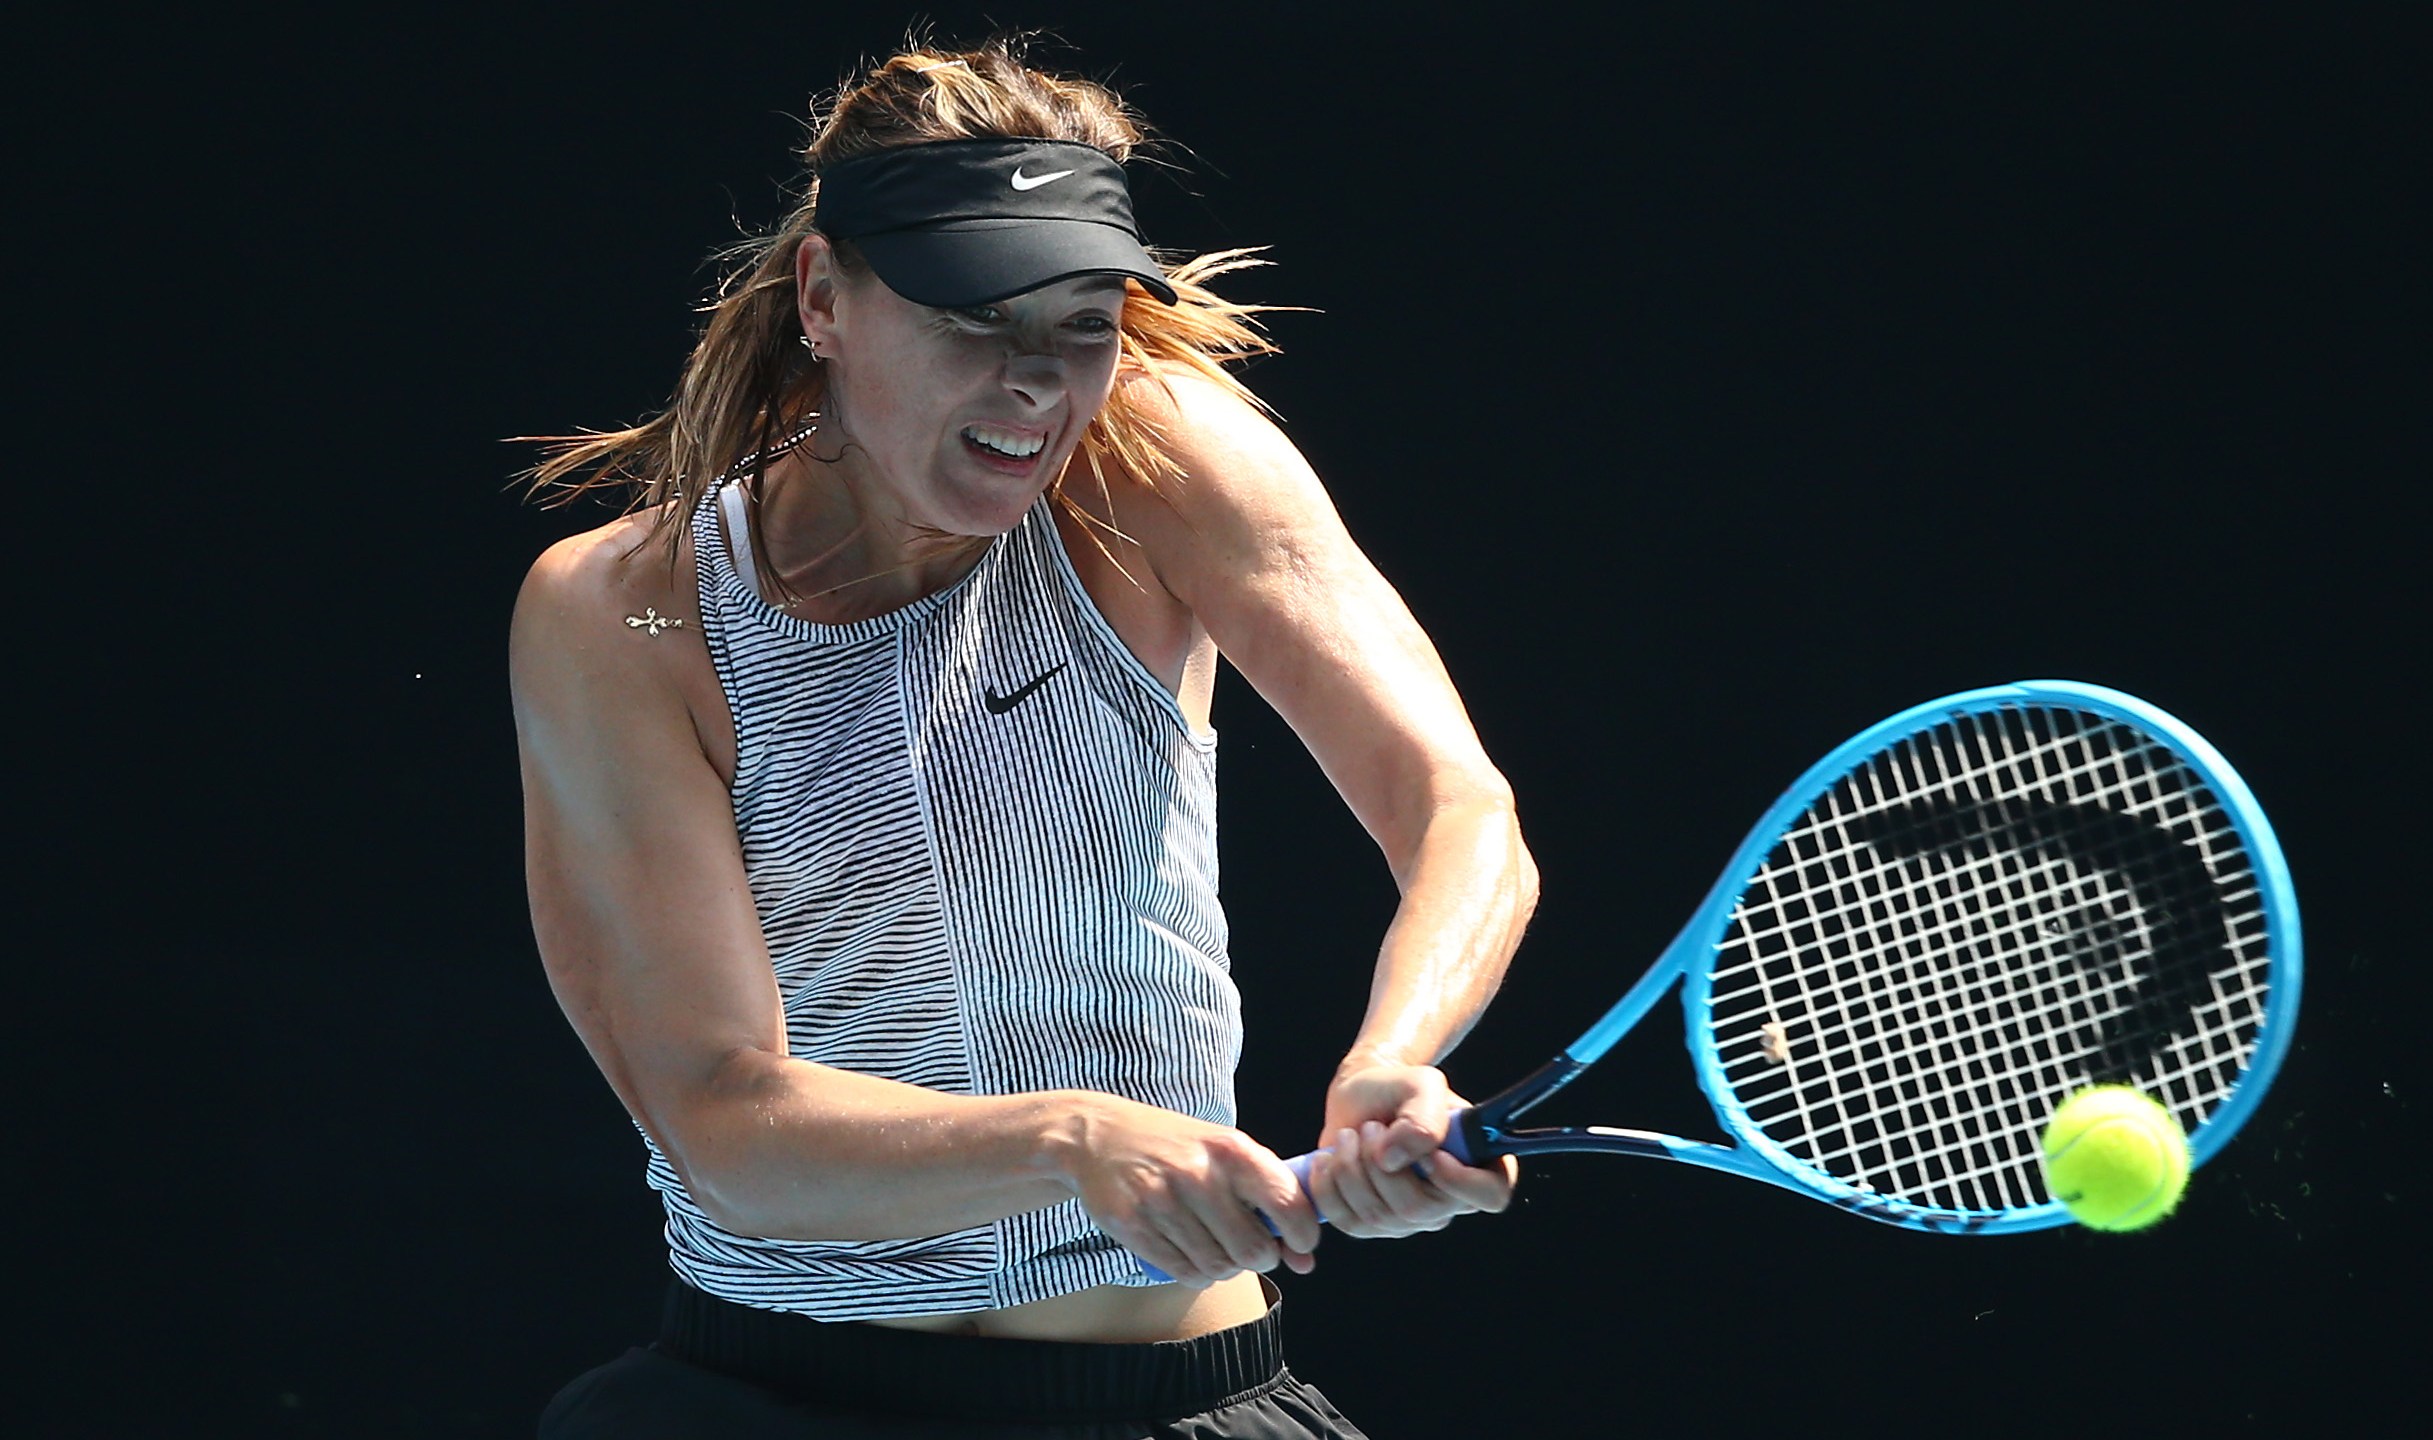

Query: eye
950 305 1007 327
1066 313 1120 338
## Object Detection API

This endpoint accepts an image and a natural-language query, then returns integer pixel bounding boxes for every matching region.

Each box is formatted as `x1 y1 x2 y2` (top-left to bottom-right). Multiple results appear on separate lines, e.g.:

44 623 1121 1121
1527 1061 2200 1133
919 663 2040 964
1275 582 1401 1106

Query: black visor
812 138 1177 308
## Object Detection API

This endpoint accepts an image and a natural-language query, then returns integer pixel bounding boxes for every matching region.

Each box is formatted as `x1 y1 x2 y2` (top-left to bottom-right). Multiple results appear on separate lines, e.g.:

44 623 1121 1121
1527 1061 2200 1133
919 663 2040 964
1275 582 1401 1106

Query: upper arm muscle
1111 373 1511 880
510 526 780 1172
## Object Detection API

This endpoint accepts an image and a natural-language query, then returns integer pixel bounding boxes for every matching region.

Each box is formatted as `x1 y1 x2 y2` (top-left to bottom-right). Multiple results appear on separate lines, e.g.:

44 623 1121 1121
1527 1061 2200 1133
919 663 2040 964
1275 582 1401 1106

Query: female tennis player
513 38 1535 1437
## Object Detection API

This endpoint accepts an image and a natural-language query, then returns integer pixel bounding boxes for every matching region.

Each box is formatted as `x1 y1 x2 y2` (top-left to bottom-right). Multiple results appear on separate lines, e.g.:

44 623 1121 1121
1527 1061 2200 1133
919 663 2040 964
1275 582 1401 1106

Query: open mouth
961 423 1047 466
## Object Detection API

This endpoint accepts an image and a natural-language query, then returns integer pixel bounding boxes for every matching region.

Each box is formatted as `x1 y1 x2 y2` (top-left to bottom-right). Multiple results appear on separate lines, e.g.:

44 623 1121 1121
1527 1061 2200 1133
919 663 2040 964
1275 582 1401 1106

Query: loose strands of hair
515 38 1285 600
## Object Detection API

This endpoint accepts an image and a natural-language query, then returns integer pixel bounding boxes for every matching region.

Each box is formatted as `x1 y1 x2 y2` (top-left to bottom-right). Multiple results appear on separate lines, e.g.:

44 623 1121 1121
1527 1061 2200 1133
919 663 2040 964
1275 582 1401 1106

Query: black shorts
538 1278 1370 1439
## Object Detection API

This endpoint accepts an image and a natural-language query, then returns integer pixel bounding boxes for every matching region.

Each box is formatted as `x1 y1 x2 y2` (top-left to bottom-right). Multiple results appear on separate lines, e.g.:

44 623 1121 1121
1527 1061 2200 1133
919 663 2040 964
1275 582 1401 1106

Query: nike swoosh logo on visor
984 661 1068 714
1009 167 1076 191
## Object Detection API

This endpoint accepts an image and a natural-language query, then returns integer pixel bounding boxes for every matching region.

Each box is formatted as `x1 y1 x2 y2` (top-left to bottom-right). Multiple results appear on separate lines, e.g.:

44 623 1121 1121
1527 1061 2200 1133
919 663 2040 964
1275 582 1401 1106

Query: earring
800 334 821 359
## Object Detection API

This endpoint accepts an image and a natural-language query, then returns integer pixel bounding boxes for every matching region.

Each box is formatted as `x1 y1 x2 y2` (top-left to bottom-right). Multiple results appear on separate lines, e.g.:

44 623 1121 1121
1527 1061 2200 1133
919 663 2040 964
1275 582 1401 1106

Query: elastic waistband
656 1279 1288 1424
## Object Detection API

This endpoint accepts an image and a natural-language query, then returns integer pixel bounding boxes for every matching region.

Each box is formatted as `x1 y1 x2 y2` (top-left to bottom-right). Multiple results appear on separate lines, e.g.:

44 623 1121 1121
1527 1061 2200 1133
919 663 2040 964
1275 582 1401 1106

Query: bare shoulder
1104 362 1509 859
1102 363 1365 611
1056 364 1295 593
515 511 687 635
510 508 717 751
514 509 698 658
1115 365 1312 509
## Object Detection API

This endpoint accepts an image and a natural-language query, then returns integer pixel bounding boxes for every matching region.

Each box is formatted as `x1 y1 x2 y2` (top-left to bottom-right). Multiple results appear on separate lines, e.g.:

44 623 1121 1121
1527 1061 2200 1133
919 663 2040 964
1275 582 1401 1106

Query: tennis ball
2040 1085 2190 1232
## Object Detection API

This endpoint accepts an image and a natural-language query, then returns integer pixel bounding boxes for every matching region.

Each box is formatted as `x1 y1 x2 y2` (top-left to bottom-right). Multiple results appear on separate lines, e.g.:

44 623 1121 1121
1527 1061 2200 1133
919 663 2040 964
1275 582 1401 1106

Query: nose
1002 349 1067 413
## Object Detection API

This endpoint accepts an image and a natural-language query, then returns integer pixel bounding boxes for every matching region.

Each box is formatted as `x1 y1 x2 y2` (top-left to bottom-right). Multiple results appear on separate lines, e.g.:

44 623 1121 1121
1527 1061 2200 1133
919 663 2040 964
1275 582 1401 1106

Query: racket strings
1731 801 2251 1093
1704 705 2273 1216
1797 715 2263 1209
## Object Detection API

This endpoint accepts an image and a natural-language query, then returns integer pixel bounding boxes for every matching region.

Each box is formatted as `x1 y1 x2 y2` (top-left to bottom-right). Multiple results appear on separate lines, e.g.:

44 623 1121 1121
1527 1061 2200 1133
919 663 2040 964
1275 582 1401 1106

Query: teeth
964 424 1045 458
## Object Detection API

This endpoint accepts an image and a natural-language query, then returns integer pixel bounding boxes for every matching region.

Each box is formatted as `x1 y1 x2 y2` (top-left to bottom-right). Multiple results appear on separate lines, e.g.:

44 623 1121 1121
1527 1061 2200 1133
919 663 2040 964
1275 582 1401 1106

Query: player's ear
795 233 846 353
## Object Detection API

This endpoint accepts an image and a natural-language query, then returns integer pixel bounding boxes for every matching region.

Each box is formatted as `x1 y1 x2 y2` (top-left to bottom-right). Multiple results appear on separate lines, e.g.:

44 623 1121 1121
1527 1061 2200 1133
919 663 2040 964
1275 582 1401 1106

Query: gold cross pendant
624 607 685 636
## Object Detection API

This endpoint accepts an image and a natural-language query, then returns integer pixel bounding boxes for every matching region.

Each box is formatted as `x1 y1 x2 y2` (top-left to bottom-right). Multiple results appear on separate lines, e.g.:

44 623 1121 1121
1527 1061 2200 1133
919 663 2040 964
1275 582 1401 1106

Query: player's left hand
1309 1061 1517 1239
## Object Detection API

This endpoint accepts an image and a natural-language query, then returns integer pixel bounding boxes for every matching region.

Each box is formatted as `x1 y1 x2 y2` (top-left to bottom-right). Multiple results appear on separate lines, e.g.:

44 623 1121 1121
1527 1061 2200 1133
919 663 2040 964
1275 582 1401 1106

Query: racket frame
1451 680 2302 1234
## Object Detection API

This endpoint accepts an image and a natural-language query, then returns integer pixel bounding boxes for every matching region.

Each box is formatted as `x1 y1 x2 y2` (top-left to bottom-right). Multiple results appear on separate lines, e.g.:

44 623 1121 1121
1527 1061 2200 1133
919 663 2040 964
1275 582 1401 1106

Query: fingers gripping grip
1133 1151 1319 1284
1133 1110 1480 1282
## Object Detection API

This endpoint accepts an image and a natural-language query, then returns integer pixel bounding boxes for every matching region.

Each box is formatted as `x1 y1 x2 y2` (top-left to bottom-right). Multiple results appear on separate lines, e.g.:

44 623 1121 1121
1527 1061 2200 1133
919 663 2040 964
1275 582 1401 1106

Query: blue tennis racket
1139 680 2299 1277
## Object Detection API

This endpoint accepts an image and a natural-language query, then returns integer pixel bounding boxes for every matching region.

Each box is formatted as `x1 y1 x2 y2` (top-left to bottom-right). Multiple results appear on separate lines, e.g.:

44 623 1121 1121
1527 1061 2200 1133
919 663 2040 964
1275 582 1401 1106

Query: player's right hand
1047 1091 1322 1287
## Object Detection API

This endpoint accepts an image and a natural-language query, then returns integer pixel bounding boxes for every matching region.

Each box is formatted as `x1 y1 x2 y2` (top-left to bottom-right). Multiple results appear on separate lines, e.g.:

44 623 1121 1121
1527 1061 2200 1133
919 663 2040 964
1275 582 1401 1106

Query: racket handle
1135 1113 1482 1282
1442 1104 1480 1165
1135 1151 1320 1284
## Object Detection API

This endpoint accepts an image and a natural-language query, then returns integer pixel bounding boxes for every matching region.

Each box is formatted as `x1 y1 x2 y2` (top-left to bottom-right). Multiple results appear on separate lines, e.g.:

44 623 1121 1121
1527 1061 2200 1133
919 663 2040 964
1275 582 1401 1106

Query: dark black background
31 4 2422 1435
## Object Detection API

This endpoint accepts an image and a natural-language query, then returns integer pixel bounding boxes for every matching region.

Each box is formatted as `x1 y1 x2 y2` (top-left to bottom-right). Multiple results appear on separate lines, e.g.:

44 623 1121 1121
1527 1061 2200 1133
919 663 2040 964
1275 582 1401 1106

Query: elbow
1471 768 1540 927
654 1134 770 1241
680 1158 784 1240
1448 769 1541 923
1513 828 1542 923
1505 802 1542 931
651 1050 814 1241
678 1138 829 1243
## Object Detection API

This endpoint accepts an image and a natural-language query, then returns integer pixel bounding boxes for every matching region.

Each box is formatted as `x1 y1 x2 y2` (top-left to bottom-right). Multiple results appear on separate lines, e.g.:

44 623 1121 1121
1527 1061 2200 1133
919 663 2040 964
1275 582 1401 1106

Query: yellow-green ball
2040 1086 2191 1232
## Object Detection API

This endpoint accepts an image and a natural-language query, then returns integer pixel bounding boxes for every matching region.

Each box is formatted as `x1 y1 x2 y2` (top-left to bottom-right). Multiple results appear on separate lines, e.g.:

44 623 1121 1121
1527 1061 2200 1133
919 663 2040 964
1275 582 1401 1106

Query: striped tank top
649 474 1240 1319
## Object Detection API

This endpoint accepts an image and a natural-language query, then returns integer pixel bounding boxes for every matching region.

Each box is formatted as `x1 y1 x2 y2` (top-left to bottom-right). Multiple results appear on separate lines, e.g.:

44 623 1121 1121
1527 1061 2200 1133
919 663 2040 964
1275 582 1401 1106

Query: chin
921 482 1042 540
936 455 1070 534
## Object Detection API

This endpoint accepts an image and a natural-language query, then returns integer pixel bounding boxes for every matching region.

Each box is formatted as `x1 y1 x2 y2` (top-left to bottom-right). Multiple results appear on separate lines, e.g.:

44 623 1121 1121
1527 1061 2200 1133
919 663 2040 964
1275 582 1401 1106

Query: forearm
671 1052 1094 1241
1343 790 1539 1072
672 1053 1305 1283
1304 790 1533 1228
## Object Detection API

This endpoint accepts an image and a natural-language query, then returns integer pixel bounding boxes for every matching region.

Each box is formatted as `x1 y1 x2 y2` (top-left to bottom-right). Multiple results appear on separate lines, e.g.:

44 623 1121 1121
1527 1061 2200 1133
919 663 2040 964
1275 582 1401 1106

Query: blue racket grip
1442 1105 1479 1164
1134 1111 1480 1283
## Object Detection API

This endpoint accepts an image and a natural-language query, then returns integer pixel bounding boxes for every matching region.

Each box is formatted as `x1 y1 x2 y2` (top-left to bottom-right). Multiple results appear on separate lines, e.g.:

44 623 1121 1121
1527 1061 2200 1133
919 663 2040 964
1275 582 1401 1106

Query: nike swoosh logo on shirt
983 661 1069 713
1009 167 1076 191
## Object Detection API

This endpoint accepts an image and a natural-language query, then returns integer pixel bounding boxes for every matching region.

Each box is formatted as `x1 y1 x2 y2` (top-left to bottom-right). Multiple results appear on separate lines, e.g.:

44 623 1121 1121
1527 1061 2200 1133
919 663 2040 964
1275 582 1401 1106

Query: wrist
1334 1045 1423 1082
1027 1089 1100 1195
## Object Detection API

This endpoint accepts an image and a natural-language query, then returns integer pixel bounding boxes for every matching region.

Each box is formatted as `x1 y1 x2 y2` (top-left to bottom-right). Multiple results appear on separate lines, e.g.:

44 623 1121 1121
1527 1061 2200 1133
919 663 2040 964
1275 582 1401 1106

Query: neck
747 446 994 623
